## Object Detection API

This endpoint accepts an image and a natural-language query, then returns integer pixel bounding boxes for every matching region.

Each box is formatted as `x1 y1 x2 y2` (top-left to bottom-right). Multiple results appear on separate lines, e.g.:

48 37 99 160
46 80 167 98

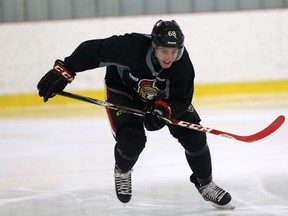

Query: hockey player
37 20 234 209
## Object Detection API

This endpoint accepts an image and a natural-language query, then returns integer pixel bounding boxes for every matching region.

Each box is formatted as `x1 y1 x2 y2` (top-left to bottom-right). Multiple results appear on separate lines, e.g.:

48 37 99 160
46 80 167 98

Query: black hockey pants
105 89 212 181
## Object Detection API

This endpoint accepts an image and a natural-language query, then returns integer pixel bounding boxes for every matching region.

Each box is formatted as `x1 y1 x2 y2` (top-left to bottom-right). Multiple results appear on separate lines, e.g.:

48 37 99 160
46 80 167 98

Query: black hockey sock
185 145 212 181
114 145 138 172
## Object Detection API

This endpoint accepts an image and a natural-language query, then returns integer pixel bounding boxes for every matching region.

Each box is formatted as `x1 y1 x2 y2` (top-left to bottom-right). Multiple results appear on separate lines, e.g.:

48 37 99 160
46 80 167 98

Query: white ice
0 104 287 216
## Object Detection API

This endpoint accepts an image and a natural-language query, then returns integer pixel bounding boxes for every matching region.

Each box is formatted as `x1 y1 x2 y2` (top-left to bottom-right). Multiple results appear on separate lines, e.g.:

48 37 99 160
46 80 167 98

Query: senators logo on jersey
137 79 164 102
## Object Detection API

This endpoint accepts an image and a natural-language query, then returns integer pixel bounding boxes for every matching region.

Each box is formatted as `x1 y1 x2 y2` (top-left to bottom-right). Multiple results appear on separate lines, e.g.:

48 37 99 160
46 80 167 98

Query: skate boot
114 165 132 203
197 181 235 209
191 175 234 209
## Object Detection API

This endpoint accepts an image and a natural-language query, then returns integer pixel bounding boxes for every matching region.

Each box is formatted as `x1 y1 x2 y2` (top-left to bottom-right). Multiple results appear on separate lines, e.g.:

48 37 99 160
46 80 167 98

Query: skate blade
211 202 235 210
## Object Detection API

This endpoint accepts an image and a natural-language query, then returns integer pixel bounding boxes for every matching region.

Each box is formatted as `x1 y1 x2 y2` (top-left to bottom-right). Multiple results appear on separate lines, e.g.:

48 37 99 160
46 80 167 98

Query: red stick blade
212 115 285 143
243 115 285 142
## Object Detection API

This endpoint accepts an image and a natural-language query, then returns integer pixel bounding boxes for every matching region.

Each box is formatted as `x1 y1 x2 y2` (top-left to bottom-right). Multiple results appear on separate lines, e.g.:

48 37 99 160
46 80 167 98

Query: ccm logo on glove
53 60 74 83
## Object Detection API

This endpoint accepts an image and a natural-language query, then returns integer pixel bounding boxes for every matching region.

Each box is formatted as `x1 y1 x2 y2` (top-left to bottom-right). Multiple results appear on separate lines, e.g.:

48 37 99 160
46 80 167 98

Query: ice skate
114 165 132 203
196 181 235 209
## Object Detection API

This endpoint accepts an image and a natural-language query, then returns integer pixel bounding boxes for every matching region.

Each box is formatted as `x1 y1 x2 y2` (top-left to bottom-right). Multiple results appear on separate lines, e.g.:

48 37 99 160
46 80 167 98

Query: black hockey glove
37 60 75 102
144 100 171 131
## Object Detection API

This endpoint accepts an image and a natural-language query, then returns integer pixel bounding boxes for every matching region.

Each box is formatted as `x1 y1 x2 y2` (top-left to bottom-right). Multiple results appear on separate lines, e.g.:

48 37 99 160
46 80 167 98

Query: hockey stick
57 91 285 143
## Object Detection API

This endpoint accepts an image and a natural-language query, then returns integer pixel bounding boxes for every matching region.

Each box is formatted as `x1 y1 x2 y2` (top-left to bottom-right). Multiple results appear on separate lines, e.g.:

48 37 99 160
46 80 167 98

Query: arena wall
0 9 287 109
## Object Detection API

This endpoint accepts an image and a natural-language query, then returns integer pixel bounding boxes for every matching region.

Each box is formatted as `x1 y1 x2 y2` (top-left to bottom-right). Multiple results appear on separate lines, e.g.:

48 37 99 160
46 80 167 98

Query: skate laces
200 182 227 202
114 168 132 195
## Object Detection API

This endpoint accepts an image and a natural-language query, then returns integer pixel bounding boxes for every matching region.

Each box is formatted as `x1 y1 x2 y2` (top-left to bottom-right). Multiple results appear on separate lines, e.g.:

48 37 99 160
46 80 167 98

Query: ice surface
0 106 287 216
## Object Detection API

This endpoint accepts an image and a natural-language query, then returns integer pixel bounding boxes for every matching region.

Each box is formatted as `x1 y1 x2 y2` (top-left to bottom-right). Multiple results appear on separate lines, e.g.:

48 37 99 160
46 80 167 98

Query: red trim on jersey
105 86 117 138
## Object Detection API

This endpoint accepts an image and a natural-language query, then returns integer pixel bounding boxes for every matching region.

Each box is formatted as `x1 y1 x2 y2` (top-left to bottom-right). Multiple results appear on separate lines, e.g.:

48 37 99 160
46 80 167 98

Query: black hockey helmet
151 20 185 60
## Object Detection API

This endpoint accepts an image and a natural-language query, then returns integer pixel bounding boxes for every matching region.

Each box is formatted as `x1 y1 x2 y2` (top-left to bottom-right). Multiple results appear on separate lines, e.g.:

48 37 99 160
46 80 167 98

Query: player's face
154 46 179 69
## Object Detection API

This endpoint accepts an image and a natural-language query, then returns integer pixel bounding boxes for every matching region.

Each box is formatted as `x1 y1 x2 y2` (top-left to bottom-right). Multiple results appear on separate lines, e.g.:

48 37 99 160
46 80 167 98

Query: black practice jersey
64 33 195 118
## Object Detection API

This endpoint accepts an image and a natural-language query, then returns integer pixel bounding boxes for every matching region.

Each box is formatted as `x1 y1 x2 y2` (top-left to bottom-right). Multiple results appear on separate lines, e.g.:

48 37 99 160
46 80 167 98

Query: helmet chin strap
151 49 162 72
151 42 159 63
